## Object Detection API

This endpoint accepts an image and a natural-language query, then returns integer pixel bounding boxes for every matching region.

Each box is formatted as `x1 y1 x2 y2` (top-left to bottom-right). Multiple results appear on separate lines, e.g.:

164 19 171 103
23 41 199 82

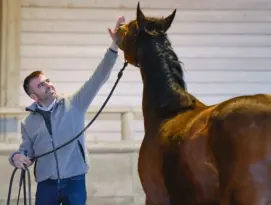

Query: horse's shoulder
159 106 216 143
183 106 216 140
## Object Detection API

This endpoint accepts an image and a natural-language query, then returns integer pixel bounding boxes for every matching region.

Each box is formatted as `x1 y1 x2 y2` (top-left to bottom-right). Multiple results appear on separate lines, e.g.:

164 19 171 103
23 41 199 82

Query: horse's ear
136 2 147 29
163 9 176 31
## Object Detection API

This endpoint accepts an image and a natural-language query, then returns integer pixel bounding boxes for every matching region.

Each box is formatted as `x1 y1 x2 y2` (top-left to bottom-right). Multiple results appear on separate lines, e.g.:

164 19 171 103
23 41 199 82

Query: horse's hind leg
210 134 271 205
211 138 271 205
218 159 271 205
208 105 271 205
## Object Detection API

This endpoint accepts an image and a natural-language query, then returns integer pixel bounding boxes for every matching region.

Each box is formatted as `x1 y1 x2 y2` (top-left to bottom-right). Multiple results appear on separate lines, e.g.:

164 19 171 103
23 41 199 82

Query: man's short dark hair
23 70 44 95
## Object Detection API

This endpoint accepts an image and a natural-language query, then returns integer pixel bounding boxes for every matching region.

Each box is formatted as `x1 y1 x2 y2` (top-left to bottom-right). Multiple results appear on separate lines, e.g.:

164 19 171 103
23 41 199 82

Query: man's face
28 74 56 103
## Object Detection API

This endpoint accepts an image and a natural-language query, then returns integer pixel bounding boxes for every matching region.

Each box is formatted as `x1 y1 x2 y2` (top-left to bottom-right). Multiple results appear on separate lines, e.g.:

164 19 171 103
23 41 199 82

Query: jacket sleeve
70 48 118 112
8 122 35 167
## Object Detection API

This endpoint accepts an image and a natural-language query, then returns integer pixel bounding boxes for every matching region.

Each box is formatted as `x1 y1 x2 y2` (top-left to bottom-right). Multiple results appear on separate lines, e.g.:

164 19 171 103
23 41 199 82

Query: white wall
19 0 271 109
17 0 271 141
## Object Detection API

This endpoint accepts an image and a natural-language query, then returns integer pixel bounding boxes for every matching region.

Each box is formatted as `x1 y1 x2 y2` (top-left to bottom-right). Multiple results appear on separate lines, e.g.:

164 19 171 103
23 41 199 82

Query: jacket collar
25 94 64 112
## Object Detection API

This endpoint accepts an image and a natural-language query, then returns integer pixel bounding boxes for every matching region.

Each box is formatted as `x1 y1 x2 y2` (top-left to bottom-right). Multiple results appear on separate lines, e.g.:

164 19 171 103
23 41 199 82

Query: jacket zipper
50 134 61 181
49 107 61 184
33 112 61 182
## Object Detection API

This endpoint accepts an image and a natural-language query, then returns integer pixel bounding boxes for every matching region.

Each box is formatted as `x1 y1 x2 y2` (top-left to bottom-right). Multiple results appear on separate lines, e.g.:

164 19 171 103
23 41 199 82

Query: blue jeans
35 174 86 205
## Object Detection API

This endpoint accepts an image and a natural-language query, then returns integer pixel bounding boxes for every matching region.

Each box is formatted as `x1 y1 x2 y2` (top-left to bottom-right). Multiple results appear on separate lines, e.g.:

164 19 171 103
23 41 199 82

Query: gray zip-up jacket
8 48 118 182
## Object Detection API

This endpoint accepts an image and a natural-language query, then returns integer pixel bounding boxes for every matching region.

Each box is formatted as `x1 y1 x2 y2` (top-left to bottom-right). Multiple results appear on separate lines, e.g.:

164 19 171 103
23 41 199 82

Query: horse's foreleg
145 197 172 205
219 166 271 205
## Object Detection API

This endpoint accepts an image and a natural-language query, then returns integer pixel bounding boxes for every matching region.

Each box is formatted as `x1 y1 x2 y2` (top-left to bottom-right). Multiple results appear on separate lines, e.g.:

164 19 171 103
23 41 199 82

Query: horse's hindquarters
208 100 271 205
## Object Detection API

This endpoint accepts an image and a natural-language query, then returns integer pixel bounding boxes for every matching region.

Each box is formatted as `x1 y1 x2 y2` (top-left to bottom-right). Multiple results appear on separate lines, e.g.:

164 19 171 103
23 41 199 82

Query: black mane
160 36 187 90
139 31 186 88
138 31 194 117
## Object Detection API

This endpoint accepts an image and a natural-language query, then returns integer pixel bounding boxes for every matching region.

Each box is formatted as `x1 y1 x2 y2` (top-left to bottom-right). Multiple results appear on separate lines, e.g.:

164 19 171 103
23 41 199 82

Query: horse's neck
139 41 195 120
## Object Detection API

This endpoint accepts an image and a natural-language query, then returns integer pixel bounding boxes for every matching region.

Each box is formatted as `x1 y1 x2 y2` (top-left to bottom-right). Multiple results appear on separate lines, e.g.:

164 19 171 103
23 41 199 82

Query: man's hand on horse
108 16 125 45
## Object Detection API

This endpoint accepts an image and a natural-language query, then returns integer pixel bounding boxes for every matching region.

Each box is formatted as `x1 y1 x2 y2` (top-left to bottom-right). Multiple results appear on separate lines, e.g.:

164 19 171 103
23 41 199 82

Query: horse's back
208 94 271 205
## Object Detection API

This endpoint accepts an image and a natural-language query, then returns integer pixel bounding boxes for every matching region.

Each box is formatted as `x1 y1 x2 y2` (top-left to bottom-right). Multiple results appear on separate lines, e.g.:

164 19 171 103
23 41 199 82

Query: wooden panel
21 20 271 34
21 45 271 58
0 112 123 142
84 121 120 132
21 7 271 22
84 117 122 141
19 94 143 107
21 33 271 46
19 92 263 108
18 81 271 97
20 0 271 10
19 0 271 117
134 120 144 132
84 112 122 141
133 119 145 140
20 57 137 70
84 119 121 132
133 133 144 141
86 132 122 141
18 81 143 96
21 57 271 71
20 70 271 83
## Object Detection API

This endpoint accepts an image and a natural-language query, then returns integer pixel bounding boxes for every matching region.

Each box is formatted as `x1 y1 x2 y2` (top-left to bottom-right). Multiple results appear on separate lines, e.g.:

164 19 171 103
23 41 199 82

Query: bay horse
116 3 271 205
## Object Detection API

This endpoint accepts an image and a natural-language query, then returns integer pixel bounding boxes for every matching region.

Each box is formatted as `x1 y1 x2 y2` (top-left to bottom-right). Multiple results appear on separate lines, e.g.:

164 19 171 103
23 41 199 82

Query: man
8 16 125 205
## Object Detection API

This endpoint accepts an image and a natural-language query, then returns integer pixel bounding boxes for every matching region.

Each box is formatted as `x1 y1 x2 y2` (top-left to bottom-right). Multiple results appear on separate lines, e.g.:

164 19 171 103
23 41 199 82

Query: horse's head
116 2 176 67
